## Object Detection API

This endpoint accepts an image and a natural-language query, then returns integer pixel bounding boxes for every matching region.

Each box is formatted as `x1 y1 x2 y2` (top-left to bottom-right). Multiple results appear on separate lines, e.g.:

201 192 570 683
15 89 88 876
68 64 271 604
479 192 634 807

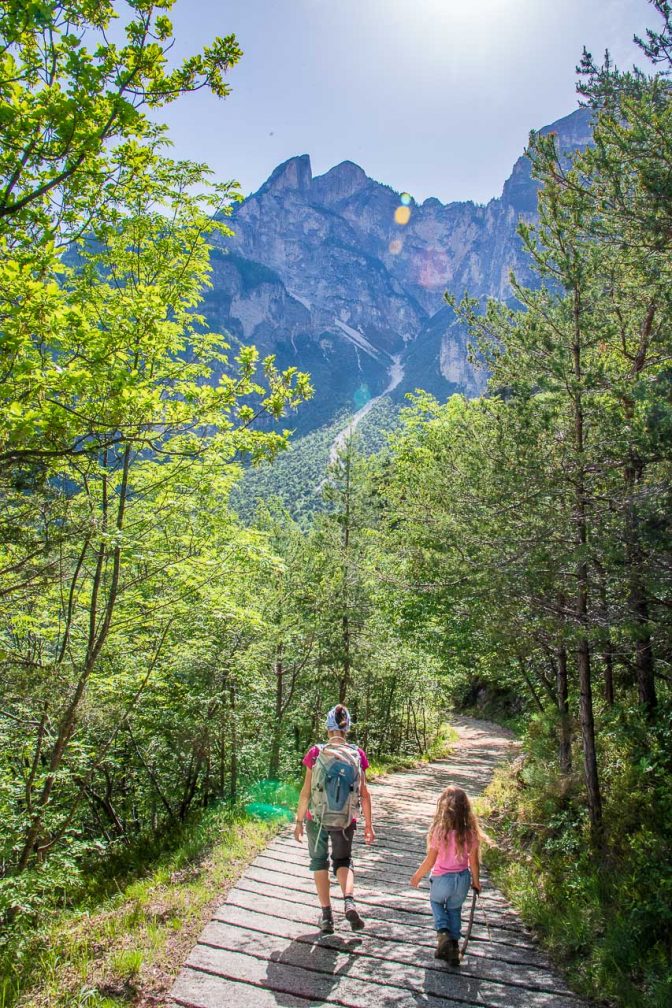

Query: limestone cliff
201 107 593 433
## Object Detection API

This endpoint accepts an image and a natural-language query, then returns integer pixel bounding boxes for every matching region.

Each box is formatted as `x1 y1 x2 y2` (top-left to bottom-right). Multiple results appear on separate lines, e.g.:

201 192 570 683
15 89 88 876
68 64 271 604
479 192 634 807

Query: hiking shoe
344 903 365 931
319 910 334 935
435 932 451 960
448 939 461 966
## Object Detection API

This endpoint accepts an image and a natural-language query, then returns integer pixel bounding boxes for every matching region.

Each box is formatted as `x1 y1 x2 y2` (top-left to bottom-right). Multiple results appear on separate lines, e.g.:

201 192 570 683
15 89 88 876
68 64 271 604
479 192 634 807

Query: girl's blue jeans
429 869 471 939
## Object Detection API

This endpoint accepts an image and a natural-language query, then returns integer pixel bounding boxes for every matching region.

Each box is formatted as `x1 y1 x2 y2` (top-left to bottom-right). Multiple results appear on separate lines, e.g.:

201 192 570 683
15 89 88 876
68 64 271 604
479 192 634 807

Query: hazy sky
158 0 654 204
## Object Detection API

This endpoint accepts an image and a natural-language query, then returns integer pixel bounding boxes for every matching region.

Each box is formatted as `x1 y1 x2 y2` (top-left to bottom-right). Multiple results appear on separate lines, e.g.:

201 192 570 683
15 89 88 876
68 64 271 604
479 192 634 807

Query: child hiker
294 704 375 934
410 785 482 965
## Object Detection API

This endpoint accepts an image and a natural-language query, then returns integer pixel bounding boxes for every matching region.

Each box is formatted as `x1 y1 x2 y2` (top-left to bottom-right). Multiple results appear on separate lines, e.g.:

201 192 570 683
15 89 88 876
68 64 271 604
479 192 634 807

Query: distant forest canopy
1 3 671 1008
231 396 401 526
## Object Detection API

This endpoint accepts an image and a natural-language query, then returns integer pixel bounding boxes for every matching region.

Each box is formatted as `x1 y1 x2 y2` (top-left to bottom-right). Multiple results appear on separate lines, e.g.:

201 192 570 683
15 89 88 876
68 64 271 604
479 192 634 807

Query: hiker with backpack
410 785 482 966
294 704 375 934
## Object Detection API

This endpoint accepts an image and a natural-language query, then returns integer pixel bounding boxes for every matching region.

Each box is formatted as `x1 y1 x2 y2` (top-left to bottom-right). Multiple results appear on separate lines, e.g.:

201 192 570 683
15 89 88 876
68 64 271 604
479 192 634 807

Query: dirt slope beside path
169 716 588 1008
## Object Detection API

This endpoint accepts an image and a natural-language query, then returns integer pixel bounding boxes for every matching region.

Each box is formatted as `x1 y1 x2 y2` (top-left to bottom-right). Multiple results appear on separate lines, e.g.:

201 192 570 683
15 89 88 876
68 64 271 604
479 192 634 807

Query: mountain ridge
201 106 593 434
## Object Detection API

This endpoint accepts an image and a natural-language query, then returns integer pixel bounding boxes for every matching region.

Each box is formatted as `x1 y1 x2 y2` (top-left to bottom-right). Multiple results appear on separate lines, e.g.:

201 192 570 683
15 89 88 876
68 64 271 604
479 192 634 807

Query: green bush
482 702 672 1008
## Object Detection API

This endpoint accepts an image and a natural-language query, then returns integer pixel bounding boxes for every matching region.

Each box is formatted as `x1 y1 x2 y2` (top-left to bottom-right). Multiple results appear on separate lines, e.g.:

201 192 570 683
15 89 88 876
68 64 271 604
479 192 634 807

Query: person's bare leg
336 865 355 897
313 869 334 933
313 869 331 905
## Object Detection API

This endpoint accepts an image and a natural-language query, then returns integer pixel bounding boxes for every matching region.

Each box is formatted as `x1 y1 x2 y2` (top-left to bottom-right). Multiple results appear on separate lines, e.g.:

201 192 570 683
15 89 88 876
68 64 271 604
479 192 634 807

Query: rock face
203 108 593 433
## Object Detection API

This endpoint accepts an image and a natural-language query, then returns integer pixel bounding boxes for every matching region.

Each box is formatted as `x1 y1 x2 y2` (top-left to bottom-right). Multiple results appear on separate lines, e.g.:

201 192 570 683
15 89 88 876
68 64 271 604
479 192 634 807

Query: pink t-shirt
303 744 369 823
429 829 473 876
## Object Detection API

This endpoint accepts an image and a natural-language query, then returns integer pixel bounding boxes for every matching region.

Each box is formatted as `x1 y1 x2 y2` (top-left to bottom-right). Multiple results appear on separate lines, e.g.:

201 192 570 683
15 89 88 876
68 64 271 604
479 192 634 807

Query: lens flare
389 238 403 255
394 205 411 225
400 192 412 206
417 247 451 289
244 780 298 822
353 384 371 409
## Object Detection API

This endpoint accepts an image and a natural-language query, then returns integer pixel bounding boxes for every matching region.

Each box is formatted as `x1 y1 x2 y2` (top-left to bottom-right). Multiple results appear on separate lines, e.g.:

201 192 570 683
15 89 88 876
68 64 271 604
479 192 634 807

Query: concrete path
169 716 585 1008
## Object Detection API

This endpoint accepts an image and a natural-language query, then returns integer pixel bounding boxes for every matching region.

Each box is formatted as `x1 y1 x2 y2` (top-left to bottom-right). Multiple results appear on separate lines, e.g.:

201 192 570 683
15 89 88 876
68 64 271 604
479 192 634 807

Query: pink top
302 744 369 823
429 829 473 876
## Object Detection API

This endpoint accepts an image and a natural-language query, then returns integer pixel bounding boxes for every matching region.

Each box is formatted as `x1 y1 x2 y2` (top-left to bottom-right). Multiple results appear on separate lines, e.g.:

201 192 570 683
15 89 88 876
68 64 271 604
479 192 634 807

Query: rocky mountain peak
258 154 313 195
538 106 593 144
311 160 370 205
501 107 593 212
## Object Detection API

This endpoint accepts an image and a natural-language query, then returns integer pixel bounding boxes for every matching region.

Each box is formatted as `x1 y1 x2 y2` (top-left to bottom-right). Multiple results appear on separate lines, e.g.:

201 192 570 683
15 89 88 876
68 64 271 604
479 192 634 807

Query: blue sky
159 0 653 204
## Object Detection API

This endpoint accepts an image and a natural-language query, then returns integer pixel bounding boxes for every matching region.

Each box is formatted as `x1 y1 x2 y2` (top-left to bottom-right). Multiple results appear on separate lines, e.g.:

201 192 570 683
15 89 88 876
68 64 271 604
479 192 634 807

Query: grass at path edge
3 812 278 1008
5 724 458 1008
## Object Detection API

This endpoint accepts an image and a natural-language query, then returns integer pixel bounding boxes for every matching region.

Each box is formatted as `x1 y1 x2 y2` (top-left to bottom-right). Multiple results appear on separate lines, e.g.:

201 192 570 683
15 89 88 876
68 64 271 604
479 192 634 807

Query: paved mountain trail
169 716 588 1008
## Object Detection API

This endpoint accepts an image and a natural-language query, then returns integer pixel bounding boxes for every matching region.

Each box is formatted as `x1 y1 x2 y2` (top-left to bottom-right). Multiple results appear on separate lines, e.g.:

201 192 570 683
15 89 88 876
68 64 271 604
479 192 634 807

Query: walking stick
460 888 478 960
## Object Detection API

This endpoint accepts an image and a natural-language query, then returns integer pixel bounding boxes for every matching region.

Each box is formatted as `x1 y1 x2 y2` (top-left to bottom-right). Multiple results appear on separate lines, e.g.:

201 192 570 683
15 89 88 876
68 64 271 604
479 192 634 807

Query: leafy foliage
2 6 672 1008
482 704 672 1008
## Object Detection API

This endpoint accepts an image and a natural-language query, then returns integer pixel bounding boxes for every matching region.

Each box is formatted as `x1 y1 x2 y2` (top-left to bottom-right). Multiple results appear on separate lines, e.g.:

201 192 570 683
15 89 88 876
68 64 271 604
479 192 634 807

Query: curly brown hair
428 785 480 858
333 705 349 730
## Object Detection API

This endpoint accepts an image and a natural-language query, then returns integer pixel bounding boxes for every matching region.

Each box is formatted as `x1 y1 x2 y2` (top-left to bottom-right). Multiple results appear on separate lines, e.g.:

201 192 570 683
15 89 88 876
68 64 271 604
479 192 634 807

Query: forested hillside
1 3 671 1008
231 396 401 525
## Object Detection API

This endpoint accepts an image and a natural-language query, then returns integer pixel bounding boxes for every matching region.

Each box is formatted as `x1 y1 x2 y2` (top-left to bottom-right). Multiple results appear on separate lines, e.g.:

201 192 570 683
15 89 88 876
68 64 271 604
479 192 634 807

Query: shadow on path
265 933 363 1007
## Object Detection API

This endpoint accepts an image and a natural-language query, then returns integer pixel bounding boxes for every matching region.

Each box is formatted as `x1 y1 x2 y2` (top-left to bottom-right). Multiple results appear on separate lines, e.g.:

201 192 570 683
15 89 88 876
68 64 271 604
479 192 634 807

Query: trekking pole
460 889 478 960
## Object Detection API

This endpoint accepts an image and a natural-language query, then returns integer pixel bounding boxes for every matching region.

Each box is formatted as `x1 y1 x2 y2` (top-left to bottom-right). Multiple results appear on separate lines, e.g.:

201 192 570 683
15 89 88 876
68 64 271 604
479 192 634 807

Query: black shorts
306 821 355 872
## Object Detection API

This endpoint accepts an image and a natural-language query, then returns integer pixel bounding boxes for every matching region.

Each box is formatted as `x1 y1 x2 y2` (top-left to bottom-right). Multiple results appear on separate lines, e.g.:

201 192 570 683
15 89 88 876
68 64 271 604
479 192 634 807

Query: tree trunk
229 684 238 803
577 639 602 837
595 571 615 705
362 676 370 751
555 645 572 776
624 458 657 715
339 437 354 703
340 613 350 703
269 644 283 779
622 307 657 716
518 656 545 713
571 291 603 848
